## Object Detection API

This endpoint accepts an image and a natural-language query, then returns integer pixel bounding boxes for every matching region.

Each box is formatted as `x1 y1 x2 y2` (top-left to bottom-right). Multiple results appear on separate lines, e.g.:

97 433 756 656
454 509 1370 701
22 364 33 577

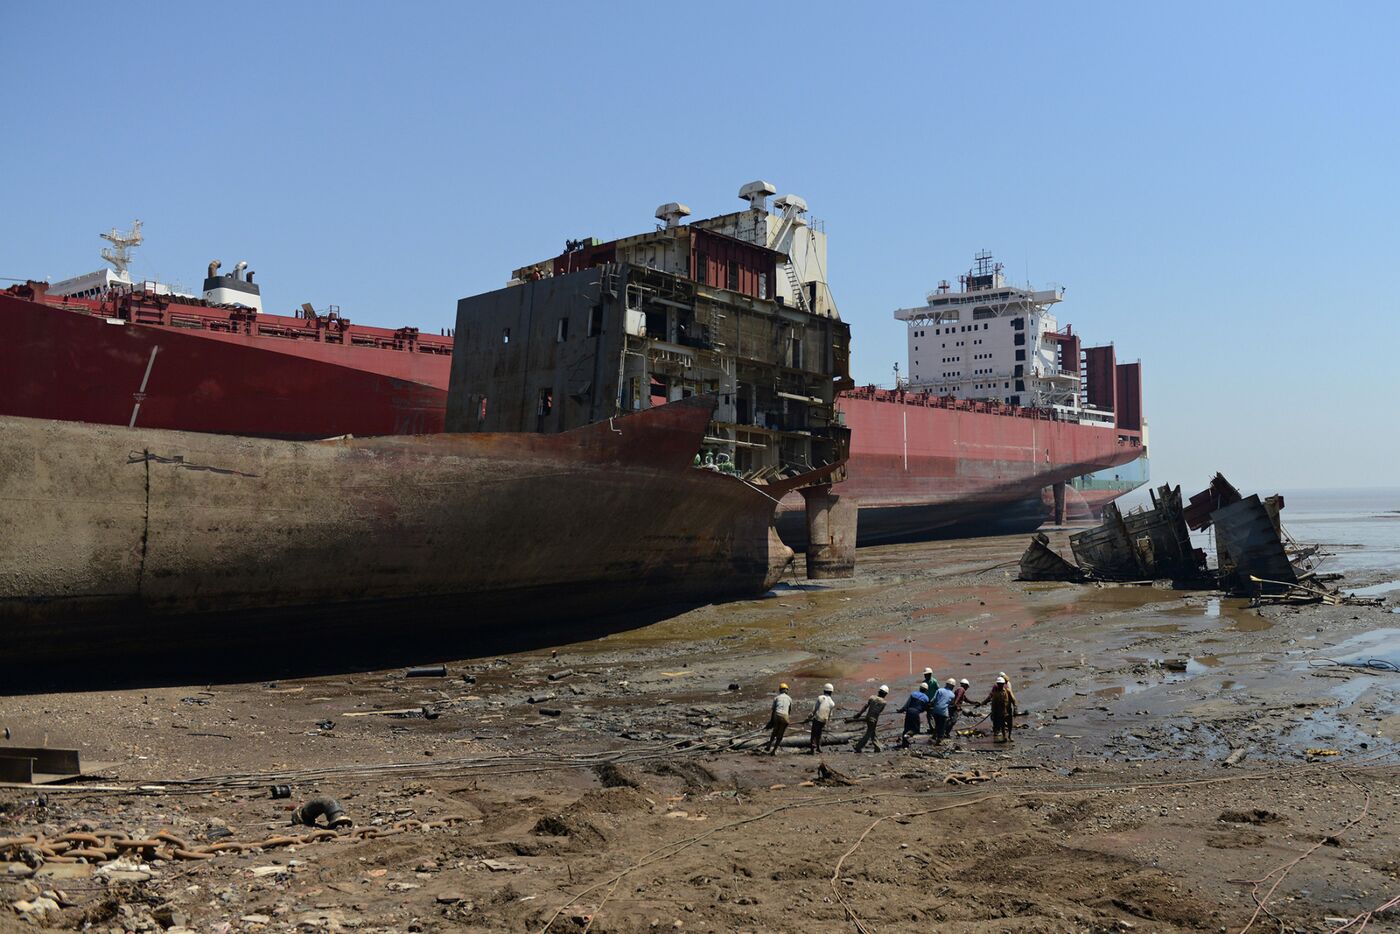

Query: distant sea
1274 488 1400 595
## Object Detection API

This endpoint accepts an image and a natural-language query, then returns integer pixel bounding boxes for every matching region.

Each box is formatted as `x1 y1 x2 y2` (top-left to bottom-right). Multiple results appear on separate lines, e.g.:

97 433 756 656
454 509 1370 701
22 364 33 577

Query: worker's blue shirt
931 687 956 715
899 690 930 714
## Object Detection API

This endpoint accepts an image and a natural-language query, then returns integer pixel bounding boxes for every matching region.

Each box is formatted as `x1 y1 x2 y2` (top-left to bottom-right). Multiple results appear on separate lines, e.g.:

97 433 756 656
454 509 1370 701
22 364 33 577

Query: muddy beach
3 526 1398 933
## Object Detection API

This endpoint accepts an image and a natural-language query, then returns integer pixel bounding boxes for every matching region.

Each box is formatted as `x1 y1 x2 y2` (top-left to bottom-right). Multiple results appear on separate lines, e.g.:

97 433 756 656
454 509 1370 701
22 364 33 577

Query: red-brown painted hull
784 393 1144 544
0 289 452 439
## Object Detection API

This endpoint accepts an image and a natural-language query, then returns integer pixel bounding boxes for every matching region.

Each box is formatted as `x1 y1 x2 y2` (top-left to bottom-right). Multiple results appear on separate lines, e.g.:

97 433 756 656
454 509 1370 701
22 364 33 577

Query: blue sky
4 2 1396 489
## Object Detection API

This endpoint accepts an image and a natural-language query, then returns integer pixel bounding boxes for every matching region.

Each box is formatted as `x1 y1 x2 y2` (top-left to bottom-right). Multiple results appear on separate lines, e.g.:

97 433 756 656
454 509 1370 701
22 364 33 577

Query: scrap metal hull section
0 397 789 665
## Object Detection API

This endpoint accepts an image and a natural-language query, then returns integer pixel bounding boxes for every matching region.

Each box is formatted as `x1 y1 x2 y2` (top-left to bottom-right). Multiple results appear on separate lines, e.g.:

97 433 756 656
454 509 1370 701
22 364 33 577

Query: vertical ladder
783 260 810 313
765 203 813 314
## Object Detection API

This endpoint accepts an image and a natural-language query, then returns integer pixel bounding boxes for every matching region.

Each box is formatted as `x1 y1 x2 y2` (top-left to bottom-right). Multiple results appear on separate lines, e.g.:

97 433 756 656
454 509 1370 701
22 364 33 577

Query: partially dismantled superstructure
446 181 856 574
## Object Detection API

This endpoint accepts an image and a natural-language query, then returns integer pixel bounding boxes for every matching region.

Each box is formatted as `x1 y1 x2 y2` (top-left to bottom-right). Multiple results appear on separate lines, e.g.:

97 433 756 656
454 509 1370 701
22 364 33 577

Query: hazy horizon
4 2 1395 489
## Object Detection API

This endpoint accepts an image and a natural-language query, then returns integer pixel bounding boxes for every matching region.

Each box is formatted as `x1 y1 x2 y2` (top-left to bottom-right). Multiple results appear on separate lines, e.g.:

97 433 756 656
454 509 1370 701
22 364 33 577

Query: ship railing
840 386 1068 422
89 294 456 353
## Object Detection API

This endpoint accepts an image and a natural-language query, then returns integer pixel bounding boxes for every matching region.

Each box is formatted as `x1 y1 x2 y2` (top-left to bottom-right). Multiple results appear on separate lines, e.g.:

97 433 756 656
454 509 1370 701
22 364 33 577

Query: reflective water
1320 627 1400 667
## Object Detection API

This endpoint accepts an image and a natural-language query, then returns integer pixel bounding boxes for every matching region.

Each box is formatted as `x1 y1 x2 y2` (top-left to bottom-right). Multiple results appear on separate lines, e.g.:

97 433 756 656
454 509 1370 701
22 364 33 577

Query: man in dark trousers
948 678 972 737
895 683 930 749
929 678 957 743
980 676 1017 742
850 685 889 753
763 683 793 754
806 683 836 754
920 667 938 733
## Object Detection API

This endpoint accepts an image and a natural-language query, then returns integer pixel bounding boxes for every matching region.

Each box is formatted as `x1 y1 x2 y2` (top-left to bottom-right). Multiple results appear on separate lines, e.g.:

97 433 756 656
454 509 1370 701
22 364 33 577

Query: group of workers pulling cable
760 670 1018 755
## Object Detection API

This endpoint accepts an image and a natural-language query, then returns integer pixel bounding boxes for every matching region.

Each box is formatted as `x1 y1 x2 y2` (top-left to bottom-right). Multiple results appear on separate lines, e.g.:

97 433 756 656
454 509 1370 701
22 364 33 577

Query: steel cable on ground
1331 892 1400 933
1233 771 1374 934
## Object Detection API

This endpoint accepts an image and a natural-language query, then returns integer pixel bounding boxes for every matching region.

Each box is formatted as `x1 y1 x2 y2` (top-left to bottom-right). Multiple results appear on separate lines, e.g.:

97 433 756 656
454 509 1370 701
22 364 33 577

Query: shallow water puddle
1347 579 1400 598
1318 627 1400 667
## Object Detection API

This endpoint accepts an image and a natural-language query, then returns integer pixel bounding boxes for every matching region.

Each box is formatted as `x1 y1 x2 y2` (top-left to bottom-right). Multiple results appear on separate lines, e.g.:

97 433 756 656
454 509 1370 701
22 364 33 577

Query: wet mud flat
2 527 1398 933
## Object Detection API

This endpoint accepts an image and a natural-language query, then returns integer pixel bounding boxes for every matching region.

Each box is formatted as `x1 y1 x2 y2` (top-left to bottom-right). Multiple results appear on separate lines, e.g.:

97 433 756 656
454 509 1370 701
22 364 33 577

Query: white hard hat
999 671 1008 678
945 678 956 686
922 667 933 675
996 676 1007 684
960 678 970 686
823 683 834 693
878 684 889 693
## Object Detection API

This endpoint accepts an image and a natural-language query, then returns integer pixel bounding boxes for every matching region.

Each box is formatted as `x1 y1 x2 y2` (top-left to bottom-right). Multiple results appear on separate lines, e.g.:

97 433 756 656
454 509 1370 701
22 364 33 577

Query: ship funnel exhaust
738 180 776 213
203 259 263 314
654 202 691 229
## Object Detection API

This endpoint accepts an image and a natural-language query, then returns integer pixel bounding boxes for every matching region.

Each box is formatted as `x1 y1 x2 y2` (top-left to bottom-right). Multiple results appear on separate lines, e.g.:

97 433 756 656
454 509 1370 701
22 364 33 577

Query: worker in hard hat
894 683 930 749
948 678 972 737
919 667 938 733
929 678 957 743
998 671 1020 738
762 683 793 754
805 683 837 754
980 677 1016 742
850 685 889 753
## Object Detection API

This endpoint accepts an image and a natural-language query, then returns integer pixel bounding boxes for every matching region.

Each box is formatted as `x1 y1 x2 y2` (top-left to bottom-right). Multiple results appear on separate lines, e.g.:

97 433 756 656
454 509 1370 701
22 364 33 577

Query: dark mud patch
643 758 720 791
532 786 653 845
1218 808 1283 825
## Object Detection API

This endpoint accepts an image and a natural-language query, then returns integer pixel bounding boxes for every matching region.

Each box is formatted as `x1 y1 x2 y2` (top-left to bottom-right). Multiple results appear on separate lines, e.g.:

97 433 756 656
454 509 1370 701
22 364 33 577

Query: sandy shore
3 526 1397 933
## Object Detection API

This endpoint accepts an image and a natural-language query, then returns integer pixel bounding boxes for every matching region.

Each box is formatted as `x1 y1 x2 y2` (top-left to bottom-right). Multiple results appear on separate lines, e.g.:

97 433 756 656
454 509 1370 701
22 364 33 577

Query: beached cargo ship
0 396 801 668
2 193 1144 550
0 211 860 670
822 252 1145 543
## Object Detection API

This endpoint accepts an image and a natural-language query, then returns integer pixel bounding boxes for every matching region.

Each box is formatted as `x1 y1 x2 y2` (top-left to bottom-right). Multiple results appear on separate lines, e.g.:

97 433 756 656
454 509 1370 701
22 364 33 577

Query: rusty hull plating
0 396 793 666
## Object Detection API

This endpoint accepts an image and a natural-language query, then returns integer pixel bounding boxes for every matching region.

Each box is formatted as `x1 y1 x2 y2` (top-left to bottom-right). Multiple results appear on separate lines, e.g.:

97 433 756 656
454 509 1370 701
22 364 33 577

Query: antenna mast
99 220 143 279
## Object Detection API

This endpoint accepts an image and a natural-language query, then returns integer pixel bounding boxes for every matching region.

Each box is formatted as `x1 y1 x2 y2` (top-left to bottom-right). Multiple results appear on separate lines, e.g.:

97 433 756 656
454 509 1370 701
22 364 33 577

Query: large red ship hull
785 391 1144 545
0 286 451 439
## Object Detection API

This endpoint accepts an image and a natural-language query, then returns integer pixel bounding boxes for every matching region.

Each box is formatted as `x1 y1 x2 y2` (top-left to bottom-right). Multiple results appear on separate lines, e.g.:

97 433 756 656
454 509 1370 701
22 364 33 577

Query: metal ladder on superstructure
767 207 812 314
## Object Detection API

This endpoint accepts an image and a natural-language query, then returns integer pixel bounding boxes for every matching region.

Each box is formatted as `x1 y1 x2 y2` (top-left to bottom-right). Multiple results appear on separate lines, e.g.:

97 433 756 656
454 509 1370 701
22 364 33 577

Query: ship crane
99 220 143 280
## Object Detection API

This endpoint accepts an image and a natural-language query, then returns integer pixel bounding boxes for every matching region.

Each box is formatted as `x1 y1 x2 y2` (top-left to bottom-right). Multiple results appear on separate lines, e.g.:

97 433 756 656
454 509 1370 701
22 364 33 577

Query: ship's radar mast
99 220 143 280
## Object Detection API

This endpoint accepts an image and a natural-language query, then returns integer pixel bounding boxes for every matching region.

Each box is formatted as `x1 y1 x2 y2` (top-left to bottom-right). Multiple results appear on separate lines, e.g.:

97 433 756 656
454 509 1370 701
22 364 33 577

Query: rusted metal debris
1211 495 1297 592
1183 472 1242 530
1067 485 1206 582
0 746 106 786
1018 532 1086 582
1018 474 1357 602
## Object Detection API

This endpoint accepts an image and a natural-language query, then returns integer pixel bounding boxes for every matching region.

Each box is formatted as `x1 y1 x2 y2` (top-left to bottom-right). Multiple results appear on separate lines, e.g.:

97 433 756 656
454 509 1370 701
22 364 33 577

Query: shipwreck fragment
1068 485 1205 582
1018 532 1085 582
